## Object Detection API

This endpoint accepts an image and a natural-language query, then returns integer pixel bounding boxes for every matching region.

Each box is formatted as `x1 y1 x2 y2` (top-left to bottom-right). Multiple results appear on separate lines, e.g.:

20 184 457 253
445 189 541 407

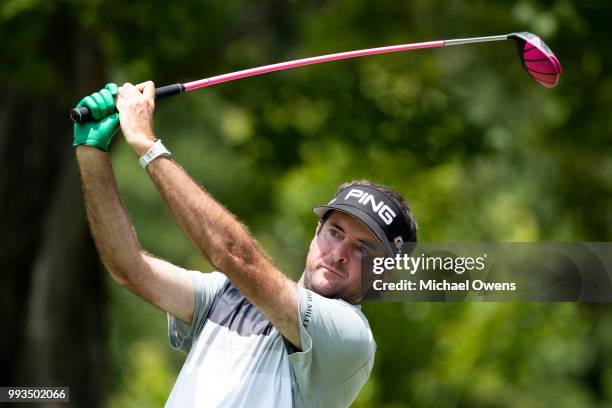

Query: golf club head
508 32 562 88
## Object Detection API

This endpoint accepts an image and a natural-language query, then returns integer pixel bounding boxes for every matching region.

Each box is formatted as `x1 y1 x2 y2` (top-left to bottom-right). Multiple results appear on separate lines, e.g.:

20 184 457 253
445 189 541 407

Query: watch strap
139 139 171 168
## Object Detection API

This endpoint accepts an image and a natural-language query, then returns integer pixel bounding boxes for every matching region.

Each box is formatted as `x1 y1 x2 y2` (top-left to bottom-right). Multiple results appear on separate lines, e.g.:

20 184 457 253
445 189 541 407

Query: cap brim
313 204 394 256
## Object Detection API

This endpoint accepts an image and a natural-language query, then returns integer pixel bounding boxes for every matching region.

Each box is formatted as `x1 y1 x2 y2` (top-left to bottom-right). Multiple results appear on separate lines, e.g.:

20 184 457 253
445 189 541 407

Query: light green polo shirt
165 271 376 408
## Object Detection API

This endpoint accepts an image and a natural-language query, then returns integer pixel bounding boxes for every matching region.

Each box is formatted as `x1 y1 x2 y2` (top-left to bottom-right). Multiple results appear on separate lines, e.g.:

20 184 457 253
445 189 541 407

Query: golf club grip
70 83 185 123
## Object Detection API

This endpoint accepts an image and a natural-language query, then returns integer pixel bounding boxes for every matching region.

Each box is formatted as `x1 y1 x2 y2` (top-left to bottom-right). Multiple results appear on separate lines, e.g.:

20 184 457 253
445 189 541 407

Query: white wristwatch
139 139 171 168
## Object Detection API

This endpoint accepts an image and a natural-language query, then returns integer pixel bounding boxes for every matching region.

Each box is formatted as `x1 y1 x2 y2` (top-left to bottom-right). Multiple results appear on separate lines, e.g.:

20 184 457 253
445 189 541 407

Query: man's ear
315 221 322 235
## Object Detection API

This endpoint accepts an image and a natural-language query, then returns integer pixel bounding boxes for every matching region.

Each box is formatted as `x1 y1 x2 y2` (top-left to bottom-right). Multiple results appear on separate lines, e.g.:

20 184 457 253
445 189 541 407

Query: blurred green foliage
3 0 611 406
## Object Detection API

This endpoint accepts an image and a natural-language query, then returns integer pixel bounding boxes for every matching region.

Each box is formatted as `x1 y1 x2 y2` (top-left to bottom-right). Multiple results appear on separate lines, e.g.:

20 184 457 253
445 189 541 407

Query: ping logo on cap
345 189 397 225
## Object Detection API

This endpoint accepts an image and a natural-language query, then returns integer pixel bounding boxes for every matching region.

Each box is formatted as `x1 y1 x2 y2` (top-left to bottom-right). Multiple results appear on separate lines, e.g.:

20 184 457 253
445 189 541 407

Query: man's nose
331 241 350 264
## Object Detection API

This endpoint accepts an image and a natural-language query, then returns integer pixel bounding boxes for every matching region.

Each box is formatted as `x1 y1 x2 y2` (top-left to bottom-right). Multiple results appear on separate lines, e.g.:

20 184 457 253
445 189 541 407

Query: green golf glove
73 83 120 151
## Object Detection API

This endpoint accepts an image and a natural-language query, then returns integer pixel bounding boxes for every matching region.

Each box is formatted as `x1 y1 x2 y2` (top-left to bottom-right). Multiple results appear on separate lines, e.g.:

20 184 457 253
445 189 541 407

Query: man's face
302 211 386 304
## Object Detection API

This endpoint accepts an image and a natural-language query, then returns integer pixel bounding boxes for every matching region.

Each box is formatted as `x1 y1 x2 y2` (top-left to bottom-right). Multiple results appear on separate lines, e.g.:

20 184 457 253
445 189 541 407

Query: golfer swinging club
74 82 417 407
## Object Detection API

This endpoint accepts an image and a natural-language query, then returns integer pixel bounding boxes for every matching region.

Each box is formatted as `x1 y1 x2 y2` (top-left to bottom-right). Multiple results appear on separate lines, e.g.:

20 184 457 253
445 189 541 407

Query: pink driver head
508 32 562 88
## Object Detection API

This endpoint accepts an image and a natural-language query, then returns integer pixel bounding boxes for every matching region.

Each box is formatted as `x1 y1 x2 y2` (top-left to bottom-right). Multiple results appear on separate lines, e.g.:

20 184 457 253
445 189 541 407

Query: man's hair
321 179 418 246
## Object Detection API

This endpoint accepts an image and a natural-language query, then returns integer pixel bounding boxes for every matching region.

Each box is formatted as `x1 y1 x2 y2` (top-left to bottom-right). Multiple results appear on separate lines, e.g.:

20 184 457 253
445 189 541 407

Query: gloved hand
73 83 120 151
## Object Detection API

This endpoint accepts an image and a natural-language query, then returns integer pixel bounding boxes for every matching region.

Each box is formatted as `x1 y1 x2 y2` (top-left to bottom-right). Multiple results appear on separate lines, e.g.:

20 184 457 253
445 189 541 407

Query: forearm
145 157 279 294
76 146 143 285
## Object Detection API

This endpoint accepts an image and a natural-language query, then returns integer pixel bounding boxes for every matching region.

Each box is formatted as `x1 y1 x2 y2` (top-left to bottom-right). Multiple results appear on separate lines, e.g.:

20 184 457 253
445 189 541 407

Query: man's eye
328 229 339 237
356 245 370 256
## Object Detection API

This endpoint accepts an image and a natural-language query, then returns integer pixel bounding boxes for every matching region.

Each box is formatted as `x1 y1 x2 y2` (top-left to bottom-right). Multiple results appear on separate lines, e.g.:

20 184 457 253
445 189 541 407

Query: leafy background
1 0 610 406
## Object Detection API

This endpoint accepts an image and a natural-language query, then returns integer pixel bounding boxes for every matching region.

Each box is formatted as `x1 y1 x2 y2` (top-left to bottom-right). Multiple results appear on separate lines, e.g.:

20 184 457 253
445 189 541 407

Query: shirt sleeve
167 270 227 354
288 285 376 403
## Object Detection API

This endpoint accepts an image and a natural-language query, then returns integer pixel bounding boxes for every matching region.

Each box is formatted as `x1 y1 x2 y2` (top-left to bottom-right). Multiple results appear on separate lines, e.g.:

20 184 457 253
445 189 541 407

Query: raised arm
116 82 302 348
74 85 195 324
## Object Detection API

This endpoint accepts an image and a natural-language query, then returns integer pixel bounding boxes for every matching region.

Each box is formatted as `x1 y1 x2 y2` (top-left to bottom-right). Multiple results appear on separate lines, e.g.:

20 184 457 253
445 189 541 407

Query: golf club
70 32 562 123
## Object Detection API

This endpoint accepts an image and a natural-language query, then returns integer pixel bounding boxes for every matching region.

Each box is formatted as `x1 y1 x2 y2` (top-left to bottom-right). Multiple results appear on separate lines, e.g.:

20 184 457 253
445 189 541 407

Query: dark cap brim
313 204 394 256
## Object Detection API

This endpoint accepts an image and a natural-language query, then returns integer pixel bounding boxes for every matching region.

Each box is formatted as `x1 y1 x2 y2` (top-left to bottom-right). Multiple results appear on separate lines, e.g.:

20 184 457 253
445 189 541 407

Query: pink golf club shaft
184 40 445 91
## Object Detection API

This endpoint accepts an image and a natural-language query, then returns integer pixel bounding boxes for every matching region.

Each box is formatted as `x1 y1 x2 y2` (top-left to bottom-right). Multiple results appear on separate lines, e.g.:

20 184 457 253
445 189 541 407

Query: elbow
104 262 132 287
100 255 139 289
210 238 258 273
98 248 147 289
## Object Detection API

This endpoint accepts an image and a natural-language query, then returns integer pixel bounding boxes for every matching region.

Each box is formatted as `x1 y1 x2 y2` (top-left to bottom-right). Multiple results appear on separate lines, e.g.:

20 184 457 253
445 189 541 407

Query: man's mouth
321 264 345 278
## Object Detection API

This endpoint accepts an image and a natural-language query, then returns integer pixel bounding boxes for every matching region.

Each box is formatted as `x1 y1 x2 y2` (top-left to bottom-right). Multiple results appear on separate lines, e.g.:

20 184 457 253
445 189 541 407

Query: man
74 82 417 407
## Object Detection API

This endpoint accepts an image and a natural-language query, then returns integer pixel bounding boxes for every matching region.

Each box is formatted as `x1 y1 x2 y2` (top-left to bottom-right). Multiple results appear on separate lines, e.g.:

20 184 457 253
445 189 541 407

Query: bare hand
116 81 156 155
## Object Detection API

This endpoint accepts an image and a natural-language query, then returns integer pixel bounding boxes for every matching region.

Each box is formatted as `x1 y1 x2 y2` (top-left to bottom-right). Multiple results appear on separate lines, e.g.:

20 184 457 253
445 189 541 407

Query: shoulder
289 287 376 400
298 286 375 361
